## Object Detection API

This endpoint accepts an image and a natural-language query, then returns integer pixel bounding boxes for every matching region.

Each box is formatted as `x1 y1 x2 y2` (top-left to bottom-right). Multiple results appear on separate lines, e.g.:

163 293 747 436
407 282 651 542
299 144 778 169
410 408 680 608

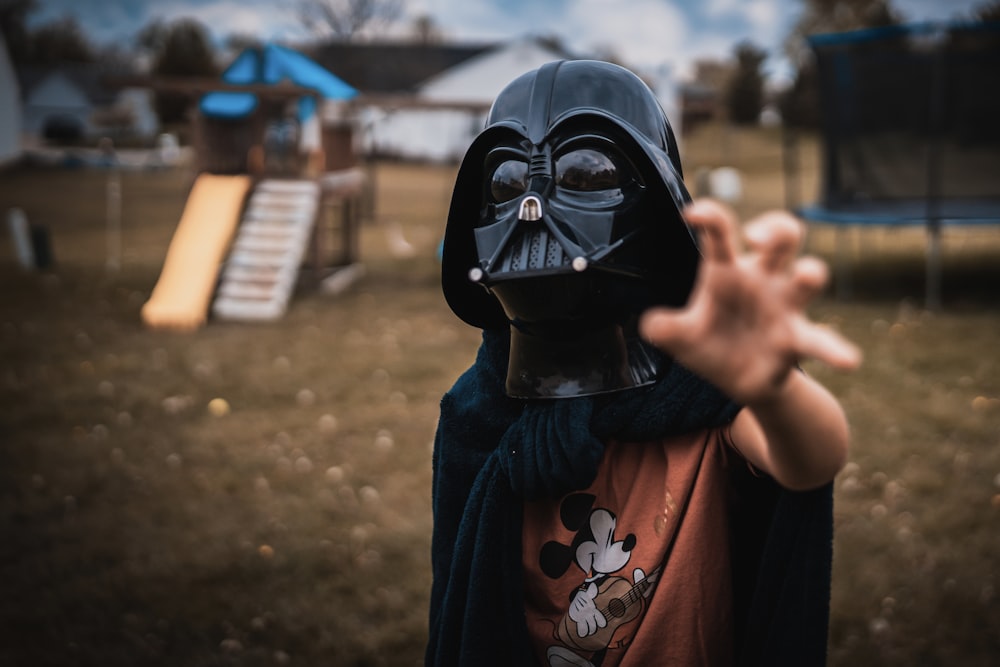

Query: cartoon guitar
556 565 663 652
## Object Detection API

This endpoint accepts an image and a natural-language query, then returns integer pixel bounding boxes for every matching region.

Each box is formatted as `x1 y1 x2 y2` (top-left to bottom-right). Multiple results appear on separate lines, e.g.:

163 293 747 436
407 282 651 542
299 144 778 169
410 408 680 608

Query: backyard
1 123 999 665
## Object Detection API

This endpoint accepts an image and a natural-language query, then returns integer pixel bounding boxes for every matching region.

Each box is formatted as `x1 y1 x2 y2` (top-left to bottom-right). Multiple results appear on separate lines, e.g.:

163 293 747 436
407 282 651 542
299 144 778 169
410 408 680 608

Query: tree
780 0 900 127
725 41 767 125
975 0 1000 22
297 0 403 40
224 32 264 54
146 18 218 124
410 13 441 45
27 15 94 64
783 0 899 69
0 0 37 62
135 17 169 54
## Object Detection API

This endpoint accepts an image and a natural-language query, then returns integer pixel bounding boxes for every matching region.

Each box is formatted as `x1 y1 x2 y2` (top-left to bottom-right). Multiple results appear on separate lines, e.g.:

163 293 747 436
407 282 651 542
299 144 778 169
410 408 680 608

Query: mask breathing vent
518 195 543 221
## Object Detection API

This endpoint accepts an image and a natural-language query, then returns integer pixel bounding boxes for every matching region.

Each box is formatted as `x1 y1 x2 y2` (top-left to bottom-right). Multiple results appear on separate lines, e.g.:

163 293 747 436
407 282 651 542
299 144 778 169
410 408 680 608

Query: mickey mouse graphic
538 493 662 667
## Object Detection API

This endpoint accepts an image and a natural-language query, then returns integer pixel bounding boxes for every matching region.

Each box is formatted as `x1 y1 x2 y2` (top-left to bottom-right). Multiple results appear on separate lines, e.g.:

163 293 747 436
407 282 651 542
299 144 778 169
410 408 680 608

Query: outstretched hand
640 199 861 405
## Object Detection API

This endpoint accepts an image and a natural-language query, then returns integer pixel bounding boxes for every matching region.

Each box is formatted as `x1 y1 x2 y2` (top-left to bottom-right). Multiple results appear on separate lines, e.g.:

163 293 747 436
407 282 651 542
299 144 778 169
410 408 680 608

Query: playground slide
141 174 253 331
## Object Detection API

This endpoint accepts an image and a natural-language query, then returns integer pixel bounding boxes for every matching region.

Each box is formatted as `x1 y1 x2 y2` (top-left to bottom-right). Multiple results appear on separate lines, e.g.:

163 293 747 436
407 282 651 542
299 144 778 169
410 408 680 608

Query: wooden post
7 208 34 269
926 223 942 311
924 36 945 311
835 225 852 300
106 169 122 274
782 126 801 213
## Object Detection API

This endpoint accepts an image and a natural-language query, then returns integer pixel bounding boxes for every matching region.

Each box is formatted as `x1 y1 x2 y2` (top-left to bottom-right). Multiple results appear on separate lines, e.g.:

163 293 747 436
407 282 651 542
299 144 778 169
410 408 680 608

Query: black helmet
441 60 700 398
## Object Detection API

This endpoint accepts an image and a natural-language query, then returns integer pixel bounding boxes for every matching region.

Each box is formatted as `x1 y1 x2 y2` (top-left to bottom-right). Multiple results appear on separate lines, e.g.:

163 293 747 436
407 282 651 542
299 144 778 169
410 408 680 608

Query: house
307 38 495 162
365 37 576 162
0 33 22 164
308 37 680 163
309 37 576 162
18 63 159 145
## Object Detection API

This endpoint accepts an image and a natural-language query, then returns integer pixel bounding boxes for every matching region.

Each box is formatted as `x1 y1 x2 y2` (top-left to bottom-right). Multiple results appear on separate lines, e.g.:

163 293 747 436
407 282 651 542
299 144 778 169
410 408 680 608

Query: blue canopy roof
200 43 357 120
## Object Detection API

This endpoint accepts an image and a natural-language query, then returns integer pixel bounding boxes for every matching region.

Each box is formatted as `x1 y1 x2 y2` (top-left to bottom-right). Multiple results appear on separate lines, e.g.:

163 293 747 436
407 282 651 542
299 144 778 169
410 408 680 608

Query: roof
16 62 124 106
304 41 496 93
201 43 357 119
416 37 575 102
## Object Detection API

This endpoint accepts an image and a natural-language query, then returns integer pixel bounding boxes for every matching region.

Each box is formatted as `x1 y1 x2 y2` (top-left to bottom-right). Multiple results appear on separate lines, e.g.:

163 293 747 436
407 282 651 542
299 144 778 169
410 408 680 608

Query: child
428 60 860 667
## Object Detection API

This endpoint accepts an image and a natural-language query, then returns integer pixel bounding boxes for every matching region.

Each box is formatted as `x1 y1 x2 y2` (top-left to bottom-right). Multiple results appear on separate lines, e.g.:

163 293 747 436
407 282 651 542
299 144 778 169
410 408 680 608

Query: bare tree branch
297 0 403 40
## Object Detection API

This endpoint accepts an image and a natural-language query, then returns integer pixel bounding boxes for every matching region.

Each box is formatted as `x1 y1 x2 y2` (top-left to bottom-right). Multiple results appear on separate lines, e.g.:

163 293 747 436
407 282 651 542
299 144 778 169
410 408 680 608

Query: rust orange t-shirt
522 429 735 667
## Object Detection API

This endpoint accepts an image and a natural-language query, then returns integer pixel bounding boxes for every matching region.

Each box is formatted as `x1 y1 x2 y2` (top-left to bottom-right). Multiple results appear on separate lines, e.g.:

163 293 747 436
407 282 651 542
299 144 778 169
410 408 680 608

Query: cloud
27 0 989 85
739 0 793 55
148 0 305 40
743 0 782 31
404 0 697 74
561 0 689 66
705 0 742 19
895 0 984 21
26 0 152 43
412 0 563 42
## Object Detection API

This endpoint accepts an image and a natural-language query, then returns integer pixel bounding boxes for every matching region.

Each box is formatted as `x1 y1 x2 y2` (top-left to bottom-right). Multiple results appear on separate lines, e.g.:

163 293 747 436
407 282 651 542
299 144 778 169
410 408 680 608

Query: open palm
640 199 860 404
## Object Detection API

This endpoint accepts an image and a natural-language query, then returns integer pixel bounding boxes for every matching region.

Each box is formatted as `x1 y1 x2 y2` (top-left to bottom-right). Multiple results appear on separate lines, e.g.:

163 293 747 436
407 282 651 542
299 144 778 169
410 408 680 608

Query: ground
1 124 999 665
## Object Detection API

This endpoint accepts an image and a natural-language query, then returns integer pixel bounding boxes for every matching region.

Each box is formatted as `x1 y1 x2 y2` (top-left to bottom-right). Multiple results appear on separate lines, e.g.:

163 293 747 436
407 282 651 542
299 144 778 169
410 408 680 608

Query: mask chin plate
505 322 663 399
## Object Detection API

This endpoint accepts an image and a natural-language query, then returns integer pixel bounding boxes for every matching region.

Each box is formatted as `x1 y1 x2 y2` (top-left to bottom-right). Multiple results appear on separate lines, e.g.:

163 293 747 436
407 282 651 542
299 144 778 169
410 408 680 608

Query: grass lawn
1 123 998 665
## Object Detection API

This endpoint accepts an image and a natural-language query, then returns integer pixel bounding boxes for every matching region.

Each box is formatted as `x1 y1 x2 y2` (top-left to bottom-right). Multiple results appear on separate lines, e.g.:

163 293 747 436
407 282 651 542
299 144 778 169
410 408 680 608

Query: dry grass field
1 123 999 666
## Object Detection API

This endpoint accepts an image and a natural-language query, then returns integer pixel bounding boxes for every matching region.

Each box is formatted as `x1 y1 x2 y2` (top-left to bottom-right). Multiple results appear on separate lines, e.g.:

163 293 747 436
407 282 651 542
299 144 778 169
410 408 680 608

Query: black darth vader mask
442 60 700 398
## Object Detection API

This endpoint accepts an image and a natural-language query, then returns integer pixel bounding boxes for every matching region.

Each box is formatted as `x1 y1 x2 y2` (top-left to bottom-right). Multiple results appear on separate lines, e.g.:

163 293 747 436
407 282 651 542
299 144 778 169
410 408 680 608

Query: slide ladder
212 179 320 321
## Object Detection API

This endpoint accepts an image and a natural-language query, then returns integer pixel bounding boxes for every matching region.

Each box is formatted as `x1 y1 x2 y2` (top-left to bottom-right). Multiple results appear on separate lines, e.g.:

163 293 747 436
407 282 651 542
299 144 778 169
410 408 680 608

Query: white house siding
363 107 483 162
367 39 565 162
115 88 160 139
365 39 679 164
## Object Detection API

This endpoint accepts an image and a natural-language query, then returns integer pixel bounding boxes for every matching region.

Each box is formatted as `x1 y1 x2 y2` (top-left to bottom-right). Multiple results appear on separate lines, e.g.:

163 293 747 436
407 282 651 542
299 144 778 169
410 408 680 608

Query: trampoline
797 21 1000 307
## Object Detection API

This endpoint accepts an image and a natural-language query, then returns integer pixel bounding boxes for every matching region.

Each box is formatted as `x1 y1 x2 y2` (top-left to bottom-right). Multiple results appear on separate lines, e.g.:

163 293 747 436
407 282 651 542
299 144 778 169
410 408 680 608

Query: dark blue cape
426 329 833 666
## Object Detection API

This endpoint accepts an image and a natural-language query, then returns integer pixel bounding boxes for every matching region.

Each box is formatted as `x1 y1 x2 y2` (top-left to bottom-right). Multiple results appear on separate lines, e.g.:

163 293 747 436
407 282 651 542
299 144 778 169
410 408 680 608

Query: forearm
734 370 850 491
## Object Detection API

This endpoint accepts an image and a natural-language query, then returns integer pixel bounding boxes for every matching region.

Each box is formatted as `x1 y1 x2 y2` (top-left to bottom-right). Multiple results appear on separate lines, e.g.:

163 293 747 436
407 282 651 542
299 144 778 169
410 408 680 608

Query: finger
792 317 863 370
743 211 804 272
684 198 740 264
639 307 699 352
788 256 830 307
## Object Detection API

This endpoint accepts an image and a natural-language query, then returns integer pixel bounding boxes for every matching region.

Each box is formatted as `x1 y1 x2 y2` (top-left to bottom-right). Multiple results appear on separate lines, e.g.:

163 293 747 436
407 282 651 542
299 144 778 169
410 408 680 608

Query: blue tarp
200 43 357 120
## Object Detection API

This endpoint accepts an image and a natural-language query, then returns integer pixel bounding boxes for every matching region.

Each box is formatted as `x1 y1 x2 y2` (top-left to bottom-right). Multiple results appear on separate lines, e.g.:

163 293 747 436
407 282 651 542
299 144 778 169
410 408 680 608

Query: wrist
745 366 801 413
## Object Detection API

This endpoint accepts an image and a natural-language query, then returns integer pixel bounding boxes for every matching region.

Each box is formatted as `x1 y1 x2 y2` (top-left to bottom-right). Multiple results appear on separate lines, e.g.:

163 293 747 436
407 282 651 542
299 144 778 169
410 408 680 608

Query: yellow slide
141 174 253 331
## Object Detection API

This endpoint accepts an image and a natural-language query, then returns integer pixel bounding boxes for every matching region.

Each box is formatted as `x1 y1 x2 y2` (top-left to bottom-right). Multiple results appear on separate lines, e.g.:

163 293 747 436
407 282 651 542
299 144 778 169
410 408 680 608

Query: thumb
639 306 697 352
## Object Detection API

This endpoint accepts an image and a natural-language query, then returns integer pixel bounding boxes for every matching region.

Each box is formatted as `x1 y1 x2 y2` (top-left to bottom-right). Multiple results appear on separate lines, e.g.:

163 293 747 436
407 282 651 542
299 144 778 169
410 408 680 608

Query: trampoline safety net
803 22 1000 226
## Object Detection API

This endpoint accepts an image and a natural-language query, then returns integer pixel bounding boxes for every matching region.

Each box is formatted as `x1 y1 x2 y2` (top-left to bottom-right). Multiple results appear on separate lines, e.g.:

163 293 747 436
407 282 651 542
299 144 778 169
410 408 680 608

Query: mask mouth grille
504 227 570 273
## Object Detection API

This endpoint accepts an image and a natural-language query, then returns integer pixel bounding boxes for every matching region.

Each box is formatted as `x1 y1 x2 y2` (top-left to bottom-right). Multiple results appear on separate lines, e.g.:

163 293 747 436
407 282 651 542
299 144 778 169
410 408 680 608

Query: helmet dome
441 60 700 398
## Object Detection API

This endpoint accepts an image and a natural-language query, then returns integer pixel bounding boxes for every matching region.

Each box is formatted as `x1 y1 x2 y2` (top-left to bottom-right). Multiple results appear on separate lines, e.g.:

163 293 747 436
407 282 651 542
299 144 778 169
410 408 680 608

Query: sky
26 0 991 83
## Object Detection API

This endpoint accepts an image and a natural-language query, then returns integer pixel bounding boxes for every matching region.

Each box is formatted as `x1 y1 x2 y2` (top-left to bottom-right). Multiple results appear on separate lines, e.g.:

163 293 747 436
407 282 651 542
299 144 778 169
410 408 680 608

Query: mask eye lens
555 148 619 191
490 160 528 202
